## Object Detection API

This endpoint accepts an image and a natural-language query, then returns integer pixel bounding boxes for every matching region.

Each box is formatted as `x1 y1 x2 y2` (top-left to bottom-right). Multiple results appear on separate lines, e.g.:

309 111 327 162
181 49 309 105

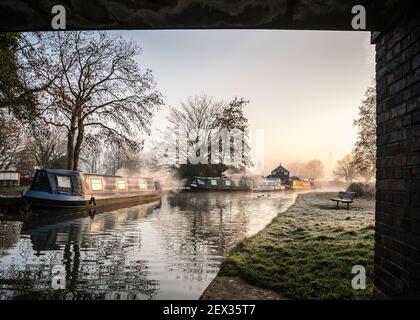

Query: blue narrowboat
24 169 161 212
190 176 253 191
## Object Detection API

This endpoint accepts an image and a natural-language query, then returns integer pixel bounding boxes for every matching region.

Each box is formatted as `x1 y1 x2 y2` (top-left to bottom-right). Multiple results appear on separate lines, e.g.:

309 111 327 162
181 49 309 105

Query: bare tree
80 136 102 173
352 84 376 182
213 97 252 175
156 95 252 177
14 143 37 176
333 154 357 183
18 31 163 170
0 113 65 174
158 95 223 167
102 141 144 175
287 159 325 179
304 159 325 179
0 111 24 170
29 123 67 169
287 161 306 177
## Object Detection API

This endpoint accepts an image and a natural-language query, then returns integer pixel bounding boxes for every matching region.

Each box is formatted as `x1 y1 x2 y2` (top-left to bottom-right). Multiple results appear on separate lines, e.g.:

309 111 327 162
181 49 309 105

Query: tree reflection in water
0 192 295 300
0 203 160 300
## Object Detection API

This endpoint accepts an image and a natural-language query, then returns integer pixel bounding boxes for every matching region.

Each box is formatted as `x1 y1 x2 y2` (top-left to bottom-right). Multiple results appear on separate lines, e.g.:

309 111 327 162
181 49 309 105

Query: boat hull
190 176 253 192
190 185 250 192
24 192 161 213
253 187 285 192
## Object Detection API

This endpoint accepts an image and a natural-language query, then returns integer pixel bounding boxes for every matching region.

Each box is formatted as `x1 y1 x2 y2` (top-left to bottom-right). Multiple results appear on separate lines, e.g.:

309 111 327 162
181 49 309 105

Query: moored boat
284 176 312 189
23 169 161 212
190 176 253 191
253 178 285 192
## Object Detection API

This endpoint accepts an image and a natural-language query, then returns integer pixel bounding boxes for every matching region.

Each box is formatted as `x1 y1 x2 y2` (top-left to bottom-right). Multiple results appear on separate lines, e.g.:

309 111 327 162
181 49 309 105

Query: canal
0 191 296 300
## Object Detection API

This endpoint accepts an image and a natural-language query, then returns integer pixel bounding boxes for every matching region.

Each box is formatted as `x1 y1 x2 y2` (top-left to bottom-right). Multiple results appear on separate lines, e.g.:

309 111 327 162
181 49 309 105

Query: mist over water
115 167 186 191
0 191 296 300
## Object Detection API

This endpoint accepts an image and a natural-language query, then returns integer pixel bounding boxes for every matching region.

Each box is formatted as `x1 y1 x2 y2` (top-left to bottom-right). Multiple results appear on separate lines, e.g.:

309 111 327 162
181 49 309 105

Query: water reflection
0 191 295 300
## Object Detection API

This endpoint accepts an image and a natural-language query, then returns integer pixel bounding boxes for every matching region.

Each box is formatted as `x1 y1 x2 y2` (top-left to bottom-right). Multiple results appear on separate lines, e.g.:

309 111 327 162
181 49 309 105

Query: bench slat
330 198 353 203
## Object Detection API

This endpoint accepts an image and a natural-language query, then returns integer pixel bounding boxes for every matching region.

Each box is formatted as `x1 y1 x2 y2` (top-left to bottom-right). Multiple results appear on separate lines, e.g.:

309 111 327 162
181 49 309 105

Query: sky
115 30 375 177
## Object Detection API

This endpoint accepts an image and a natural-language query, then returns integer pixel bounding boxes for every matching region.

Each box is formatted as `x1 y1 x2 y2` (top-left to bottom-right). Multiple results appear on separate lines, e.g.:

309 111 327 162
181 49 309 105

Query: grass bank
0 185 28 194
216 192 375 300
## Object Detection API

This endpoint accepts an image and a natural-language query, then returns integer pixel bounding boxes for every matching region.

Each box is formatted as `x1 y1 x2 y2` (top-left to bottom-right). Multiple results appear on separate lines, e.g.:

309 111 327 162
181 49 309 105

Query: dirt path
200 276 285 300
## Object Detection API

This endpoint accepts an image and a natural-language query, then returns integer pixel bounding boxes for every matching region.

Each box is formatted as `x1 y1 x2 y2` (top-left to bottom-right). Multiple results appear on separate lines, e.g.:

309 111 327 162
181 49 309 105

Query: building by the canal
266 164 290 183
0 171 20 187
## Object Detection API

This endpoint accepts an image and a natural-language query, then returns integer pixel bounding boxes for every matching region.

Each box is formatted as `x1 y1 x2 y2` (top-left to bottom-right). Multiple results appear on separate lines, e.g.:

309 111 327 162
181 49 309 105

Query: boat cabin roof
38 169 125 178
193 176 228 180
39 169 80 176
37 169 155 181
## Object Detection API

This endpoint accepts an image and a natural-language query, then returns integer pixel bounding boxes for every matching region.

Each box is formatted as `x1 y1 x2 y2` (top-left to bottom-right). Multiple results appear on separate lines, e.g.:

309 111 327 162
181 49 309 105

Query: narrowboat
284 176 312 189
190 176 253 191
253 178 285 192
23 169 161 212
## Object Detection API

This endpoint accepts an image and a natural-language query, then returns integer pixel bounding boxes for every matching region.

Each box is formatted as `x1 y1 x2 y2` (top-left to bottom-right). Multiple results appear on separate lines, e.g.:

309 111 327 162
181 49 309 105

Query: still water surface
0 191 296 300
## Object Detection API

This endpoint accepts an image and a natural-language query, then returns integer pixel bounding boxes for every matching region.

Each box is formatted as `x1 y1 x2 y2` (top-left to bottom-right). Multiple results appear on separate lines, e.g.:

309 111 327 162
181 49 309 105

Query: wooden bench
330 191 356 209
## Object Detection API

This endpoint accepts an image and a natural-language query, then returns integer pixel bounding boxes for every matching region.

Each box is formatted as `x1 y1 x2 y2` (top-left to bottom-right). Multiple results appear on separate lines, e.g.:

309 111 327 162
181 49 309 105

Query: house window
139 180 147 190
117 180 127 190
225 180 231 186
91 178 103 191
211 179 217 186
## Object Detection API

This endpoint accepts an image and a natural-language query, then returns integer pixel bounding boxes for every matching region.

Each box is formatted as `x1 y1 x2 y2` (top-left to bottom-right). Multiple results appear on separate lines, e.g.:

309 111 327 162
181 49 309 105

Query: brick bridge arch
0 0 419 299
372 21 420 298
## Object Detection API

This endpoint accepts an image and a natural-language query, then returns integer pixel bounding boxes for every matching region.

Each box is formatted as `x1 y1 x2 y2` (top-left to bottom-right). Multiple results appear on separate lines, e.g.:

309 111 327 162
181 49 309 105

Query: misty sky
116 30 375 177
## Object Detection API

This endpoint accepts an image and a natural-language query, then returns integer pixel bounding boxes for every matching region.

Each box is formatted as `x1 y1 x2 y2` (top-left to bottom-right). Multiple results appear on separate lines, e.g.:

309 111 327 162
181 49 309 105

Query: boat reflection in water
0 191 296 300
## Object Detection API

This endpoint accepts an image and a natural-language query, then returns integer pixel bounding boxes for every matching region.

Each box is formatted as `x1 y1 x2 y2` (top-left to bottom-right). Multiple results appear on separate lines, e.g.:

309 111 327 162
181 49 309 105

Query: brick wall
373 17 420 299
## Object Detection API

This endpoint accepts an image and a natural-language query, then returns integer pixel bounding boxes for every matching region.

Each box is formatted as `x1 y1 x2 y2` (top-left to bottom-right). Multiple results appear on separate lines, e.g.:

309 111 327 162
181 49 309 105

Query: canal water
0 191 296 300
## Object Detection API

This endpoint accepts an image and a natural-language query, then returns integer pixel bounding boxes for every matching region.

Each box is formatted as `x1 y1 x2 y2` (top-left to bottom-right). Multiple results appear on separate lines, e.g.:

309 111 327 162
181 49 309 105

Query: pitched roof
272 164 288 172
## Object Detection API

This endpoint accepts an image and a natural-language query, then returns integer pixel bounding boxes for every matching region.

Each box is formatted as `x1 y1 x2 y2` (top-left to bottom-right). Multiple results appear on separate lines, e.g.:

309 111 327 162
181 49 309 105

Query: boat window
117 180 127 190
139 180 147 190
211 179 217 186
91 178 103 191
225 180 231 186
56 175 73 194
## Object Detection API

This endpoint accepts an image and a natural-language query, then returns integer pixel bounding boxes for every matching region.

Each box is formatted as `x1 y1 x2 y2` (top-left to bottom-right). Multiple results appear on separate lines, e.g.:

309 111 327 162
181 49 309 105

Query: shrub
347 182 375 198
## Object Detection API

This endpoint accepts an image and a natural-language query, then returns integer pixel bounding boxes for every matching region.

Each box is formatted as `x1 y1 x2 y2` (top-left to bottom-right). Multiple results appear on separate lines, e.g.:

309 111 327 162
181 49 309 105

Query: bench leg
336 201 339 209
347 203 350 209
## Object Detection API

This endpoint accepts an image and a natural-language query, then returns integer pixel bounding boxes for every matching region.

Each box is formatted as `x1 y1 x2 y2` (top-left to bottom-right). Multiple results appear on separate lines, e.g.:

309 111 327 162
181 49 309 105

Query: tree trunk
66 130 75 170
66 113 77 170
72 117 84 171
